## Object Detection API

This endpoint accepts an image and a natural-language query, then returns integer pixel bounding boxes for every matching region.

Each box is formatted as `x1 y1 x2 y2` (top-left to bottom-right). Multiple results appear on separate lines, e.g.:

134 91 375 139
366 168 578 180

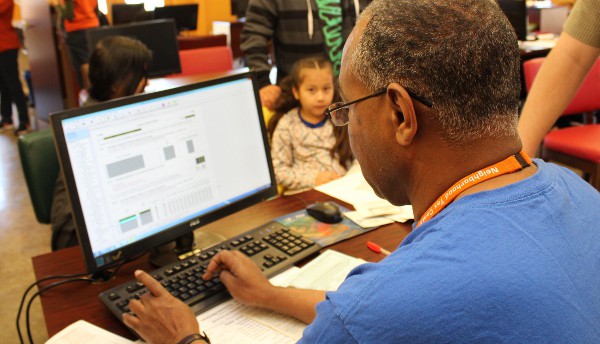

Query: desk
32 189 413 340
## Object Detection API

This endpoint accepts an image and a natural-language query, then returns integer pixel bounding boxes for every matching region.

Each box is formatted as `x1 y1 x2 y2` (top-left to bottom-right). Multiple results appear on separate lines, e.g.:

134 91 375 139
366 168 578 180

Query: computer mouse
306 202 343 224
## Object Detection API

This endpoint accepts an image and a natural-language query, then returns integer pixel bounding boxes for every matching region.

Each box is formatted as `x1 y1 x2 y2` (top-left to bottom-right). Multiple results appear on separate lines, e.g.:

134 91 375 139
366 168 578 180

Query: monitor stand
149 229 226 267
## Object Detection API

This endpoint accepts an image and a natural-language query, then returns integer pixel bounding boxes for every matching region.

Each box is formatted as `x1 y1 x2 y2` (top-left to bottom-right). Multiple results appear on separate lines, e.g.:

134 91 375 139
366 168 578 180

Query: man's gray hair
350 0 521 144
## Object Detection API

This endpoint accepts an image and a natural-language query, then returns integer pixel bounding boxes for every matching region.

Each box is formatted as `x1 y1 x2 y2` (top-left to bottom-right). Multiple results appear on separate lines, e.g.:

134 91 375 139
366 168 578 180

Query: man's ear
387 83 417 146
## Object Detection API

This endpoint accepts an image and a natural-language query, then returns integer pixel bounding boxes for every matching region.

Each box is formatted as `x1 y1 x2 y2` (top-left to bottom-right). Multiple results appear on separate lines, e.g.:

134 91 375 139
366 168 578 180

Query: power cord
25 277 94 343
16 272 90 344
17 250 146 344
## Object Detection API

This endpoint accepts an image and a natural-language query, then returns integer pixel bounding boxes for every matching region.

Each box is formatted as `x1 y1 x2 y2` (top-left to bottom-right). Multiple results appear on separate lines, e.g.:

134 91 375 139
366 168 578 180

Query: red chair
523 57 600 190
168 46 234 78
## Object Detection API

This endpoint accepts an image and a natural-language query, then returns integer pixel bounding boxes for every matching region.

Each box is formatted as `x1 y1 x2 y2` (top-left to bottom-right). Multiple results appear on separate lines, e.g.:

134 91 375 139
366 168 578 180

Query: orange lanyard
416 150 533 228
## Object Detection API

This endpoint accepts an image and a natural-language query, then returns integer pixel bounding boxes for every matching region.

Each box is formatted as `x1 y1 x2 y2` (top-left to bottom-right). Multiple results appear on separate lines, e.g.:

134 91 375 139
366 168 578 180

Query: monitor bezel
50 71 278 275
111 4 146 25
154 4 199 32
85 19 182 78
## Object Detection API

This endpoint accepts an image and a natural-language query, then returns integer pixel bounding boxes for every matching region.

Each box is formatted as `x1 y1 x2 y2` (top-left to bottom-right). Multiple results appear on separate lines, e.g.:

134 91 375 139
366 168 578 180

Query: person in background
519 0 600 156
241 0 371 110
50 36 152 250
57 0 100 90
268 56 353 193
122 0 600 343
0 0 30 135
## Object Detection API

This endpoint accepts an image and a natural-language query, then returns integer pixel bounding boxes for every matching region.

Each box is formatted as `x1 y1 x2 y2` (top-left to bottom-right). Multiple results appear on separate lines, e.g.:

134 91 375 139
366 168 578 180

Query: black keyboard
99 221 321 322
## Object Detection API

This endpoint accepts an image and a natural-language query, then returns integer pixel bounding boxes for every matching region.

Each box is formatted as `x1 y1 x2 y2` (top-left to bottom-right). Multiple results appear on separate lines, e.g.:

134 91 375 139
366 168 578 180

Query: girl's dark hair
267 56 353 167
88 36 152 101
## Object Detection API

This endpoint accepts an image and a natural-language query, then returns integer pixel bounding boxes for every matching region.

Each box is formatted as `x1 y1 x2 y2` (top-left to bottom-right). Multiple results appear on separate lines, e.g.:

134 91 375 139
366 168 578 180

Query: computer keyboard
99 221 321 322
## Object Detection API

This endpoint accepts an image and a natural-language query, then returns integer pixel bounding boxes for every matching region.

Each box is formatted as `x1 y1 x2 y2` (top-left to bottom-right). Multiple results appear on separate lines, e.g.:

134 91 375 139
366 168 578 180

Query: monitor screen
498 0 528 41
50 71 277 275
111 4 146 25
86 19 181 78
154 4 198 32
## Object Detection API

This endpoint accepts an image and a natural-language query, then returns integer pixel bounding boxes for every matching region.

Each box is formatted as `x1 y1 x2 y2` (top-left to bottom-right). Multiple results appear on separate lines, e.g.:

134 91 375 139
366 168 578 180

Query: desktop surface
32 189 413 339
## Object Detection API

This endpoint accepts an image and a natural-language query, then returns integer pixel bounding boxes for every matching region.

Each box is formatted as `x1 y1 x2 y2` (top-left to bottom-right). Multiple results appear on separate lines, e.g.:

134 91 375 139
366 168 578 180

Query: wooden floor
0 128 51 344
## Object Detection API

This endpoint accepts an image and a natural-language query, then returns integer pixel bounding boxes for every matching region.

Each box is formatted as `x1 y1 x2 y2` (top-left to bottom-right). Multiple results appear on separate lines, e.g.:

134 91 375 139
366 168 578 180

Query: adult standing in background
519 0 600 156
58 0 100 90
0 0 30 134
241 0 371 110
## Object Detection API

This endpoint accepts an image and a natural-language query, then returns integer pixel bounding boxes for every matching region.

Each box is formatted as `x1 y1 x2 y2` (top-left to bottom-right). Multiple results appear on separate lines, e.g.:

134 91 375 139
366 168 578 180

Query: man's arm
203 250 326 324
518 32 600 156
125 251 326 343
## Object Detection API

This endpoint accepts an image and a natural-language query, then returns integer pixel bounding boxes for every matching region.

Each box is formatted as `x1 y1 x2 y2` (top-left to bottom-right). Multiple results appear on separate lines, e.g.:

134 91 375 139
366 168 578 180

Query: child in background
268 56 353 193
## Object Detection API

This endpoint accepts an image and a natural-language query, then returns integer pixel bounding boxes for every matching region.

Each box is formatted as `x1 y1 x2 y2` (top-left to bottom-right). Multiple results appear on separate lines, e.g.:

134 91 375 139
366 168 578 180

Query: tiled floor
0 129 51 344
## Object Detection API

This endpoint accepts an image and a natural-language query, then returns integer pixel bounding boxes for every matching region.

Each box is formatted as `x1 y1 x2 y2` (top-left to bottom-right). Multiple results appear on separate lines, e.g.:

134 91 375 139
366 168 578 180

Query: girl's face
292 67 335 121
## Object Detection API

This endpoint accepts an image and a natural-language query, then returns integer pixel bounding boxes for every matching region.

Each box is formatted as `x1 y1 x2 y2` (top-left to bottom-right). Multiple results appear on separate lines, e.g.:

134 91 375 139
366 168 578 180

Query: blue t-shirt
300 160 600 343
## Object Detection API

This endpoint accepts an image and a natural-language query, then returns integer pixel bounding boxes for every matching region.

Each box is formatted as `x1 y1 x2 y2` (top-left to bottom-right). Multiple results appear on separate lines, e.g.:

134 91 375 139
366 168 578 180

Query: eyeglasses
325 86 433 126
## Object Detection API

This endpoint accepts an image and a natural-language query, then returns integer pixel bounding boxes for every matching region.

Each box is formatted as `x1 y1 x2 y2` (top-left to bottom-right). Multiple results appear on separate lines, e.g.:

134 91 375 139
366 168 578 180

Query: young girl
268 56 353 193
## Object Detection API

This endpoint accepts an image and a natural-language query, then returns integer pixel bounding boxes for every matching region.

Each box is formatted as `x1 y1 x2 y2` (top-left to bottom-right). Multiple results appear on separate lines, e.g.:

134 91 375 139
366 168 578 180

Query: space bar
186 285 231 314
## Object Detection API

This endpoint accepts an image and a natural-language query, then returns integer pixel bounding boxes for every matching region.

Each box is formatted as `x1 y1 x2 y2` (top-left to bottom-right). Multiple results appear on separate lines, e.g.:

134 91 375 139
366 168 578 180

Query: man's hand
315 171 341 186
123 270 200 344
203 250 273 307
259 85 282 111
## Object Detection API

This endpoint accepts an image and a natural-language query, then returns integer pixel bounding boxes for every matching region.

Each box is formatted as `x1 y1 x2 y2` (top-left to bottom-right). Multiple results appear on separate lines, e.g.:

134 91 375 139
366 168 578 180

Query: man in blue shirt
123 0 600 343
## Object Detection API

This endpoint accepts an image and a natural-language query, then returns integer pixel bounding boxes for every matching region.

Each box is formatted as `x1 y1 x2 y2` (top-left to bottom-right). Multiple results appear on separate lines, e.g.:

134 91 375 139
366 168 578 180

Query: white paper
288 250 365 291
343 211 395 228
315 168 393 207
46 320 134 344
196 267 307 343
315 165 414 226
197 250 365 343
197 300 301 343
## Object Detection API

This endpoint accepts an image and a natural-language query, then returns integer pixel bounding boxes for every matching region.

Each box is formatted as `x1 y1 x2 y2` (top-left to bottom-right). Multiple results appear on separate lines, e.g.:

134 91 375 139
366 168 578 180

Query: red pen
367 241 391 256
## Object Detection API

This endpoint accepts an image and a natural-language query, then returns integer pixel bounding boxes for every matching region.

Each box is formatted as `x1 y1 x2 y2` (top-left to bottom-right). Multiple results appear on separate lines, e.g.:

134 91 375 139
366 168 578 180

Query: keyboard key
107 292 120 301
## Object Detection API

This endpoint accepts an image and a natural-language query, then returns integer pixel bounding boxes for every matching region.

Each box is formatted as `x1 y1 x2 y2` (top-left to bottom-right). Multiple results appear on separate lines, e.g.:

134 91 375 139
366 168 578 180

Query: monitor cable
16 272 91 344
17 250 147 344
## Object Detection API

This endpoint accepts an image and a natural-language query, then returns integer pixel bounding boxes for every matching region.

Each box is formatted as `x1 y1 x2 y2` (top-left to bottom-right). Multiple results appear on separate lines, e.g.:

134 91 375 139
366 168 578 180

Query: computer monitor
498 0 528 41
111 4 146 25
154 4 198 32
50 71 277 277
86 19 181 78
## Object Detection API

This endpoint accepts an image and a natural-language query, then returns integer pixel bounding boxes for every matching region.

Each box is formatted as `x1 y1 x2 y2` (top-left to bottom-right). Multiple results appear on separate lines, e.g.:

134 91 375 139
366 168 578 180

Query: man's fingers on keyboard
128 299 145 315
135 270 166 297
218 269 235 286
204 250 234 279
122 312 140 329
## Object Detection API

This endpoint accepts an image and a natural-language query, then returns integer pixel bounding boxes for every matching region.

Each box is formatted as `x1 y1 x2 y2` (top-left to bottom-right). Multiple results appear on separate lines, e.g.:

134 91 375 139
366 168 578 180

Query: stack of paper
315 164 414 228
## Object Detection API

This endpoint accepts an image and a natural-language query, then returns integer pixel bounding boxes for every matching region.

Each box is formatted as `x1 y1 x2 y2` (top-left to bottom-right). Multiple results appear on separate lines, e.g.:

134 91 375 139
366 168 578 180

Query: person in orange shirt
58 0 100 89
0 0 30 134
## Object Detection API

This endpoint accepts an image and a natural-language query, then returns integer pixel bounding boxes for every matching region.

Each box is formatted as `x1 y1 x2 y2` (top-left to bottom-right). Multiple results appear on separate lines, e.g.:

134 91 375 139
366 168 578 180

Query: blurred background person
0 0 30 135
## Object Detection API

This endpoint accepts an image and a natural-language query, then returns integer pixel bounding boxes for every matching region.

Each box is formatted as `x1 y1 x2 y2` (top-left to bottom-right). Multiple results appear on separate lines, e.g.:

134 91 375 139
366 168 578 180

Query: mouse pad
274 202 377 247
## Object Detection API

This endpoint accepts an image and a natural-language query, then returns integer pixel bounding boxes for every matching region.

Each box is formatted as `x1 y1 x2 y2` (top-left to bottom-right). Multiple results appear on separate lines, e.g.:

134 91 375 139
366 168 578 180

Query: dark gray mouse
306 202 343 224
